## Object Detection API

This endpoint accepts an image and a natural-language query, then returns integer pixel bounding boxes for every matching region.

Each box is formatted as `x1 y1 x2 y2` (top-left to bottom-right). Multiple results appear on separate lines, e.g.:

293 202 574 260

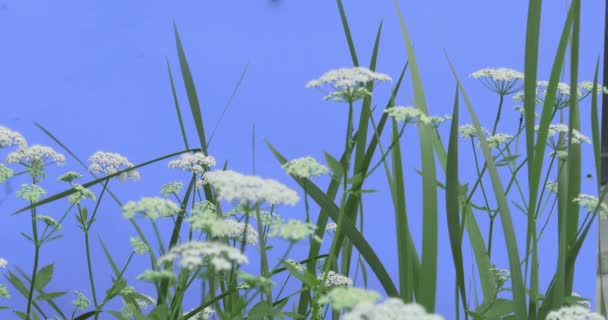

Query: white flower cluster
188 210 259 246
160 181 184 197
120 286 155 316
470 67 524 95
535 124 591 144
201 170 299 206
6 145 65 166
168 152 216 176
68 183 96 204
306 67 391 102
490 265 510 289
122 197 181 220
480 133 512 150
546 305 605 320
342 298 444 320
130 237 150 255
88 151 140 182
269 218 318 242
72 291 91 310
573 194 608 218
282 156 330 179
571 292 592 310
318 287 381 310
458 124 490 139
326 222 337 232
384 106 431 124
0 258 7 268
16 184 46 202
578 81 608 95
537 81 582 98
0 126 27 148
319 271 353 287
37 215 61 231
545 180 558 194
0 164 13 183
223 204 281 226
157 241 248 272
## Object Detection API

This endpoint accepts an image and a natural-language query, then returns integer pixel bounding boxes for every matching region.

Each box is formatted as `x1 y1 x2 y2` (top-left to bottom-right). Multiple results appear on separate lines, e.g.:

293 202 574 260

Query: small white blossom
490 265 510 289
479 133 512 150
384 106 431 124
470 67 524 95
168 152 216 176
549 149 569 161
136 269 176 283
343 298 444 320
160 181 183 197
0 164 13 183
537 80 582 98
284 259 305 272
72 291 91 310
0 126 27 148
188 211 259 246
319 271 353 287
318 287 381 310
130 237 150 255
6 145 65 166
269 218 318 242
37 215 61 231
283 156 330 179
201 170 299 206
122 197 181 220
16 184 46 202
326 222 337 232
578 81 608 95
57 171 82 183
573 194 608 218
68 184 96 204
546 305 605 320
535 124 591 144
157 241 248 272
0 258 7 268
306 67 392 102
545 180 558 194
458 124 490 139
88 151 140 182
571 292 592 310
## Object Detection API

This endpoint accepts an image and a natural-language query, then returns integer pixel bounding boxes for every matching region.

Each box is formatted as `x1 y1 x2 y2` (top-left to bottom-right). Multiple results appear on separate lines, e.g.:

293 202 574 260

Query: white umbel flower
88 151 140 182
481 133 512 150
573 194 608 218
168 152 216 176
384 106 431 124
546 305 605 320
269 218 318 242
0 126 27 148
6 145 65 166
157 241 248 272
306 67 391 102
470 67 524 95
578 81 608 95
282 156 330 179
188 211 259 246
458 124 490 139
535 124 591 144
201 170 299 206
318 287 381 310
319 271 353 287
342 298 444 320
0 258 7 268
122 197 182 220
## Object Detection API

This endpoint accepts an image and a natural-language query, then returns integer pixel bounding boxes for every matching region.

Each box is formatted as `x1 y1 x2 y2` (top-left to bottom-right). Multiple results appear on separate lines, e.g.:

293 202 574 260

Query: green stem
26 201 40 319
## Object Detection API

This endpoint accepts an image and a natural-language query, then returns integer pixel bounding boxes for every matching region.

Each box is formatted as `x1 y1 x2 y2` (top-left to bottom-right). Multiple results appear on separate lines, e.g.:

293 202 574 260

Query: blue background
0 0 605 318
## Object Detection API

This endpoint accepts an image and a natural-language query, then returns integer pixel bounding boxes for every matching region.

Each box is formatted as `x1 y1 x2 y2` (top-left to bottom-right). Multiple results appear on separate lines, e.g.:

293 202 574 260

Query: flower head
68 184 96 204
201 170 299 206
88 151 140 182
157 241 248 272
72 291 91 310
269 218 318 242
283 156 330 179
342 298 444 320
318 287 381 310
578 81 608 95
545 180 558 194
306 67 391 102
6 145 65 166
0 126 27 149
573 194 608 218
160 181 183 197
136 269 176 283
16 184 46 202
57 171 82 183
122 197 181 220
0 164 13 183
490 264 510 289
319 271 353 288
37 215 61 231
384 106 431 124
536 124 591 144
168 152 216 176
188 211 259 246
326 222 337 233
458 124 490 139
546 305 605 320
480 133 513 150
470 67 524 95
130 237 150 255
0 258 7 268
571 292 592 311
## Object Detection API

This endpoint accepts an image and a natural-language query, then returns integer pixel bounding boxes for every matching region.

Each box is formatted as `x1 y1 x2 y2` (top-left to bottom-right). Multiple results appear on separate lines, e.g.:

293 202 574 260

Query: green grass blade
446 83 468 313
443 53 526 319
591 59 601 187
336 0 359 67
392 0 439 310
265 140 399 297
166 58 190 150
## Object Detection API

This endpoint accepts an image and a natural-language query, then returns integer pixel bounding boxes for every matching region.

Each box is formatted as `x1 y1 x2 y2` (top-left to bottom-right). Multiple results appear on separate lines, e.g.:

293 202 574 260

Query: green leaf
34 264 54 291
35 291 66 301
324 151 344 181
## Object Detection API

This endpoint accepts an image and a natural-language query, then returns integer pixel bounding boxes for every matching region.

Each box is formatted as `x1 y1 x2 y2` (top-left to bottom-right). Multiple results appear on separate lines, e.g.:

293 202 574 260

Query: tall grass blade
166 58 190 150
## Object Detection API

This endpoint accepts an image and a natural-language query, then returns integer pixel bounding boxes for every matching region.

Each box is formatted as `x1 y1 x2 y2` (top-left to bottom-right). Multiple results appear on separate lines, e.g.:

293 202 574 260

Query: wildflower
571 292 592 310
238 271 275 291
269 218 318 242
37 215 61 231
479 133 512 150
188 211 259 246
573 194 608 218
122 197 181 220
223 204 280 226
549 149 569 161
0 126 27 149
326 222 337 232
536 124 591 144
156 241 248 272
88 151 140 182
318 271 353 287
318 287 381 310
384 106 431 124
512 92 544 105
16 184 46 202
428 115 452 127
72 291 91 310
160 181 183 197
342 298 444 320
130 237 150 255
470 67 524 95
578 81 608 95
306 67 392 102
545 305 605 320
537 80 582 98
513 106 539 118
68 184 96 204
284 259 305 272
0 258 7 268
201 170 299 206
283 156 330 179
184 306 216 320
0 284 9 299
545 180 558 194
458 124 490 139
121 292 155 316
168 152 216 176
57 171 82 183
490 265 510 289
6 145 65 166
136 269 176 283
0 164 13 183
